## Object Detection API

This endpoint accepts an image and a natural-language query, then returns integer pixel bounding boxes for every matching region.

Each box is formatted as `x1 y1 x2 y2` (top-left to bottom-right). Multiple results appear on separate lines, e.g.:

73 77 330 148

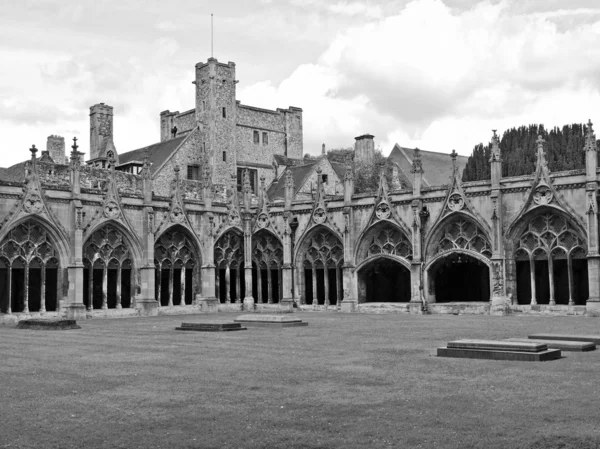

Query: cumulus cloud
239 0 600 156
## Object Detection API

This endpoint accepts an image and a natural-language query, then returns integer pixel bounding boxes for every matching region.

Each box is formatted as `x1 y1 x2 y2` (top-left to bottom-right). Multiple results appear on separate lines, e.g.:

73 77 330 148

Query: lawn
1 312 600 449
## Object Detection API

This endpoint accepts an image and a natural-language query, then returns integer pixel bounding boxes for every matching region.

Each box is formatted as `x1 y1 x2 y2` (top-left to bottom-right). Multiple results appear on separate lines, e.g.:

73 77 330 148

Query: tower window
262 132 268 145
222 107 226 118
187 165 201 180
237 168 258 192
202 101 206 111
253 130 260 144
321 174 328 184
223 151 227 162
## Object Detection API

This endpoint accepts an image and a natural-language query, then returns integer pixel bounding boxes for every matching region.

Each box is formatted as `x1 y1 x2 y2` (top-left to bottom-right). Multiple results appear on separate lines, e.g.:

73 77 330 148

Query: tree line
462 123 599 182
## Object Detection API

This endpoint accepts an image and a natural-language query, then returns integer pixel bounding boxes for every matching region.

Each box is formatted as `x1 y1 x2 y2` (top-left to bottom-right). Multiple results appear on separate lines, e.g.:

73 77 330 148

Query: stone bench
508 338 595 352
529 334 600 345
17 319 81 330
234 314 308 327
437 339 561 362
175 322 247 332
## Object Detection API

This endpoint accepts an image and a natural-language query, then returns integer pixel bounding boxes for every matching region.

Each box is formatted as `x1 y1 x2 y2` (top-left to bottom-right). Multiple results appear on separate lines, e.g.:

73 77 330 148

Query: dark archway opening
303 267 341 305
431 253 490 303
358 258 411 303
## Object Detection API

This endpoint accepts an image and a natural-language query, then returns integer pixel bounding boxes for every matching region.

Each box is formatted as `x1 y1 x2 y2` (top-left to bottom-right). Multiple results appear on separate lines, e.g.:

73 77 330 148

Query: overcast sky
2 0 600 168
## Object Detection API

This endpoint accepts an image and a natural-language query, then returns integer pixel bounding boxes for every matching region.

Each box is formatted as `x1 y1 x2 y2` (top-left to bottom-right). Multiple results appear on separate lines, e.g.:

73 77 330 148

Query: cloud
239 0 600 156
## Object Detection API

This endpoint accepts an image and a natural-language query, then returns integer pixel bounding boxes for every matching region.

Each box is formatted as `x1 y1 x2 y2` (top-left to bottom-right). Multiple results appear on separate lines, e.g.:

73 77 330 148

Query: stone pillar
197 212 218 312
66 138 87 320
409 148 427 314
242 218 254 311
135 207 159 316
340 206 357 312
488 130 509 315
583 120 600 315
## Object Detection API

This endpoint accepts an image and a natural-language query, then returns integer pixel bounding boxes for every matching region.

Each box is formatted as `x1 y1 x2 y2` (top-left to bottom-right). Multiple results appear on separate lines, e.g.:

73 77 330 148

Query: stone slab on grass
437 347 562 362
447 339 547 353
17 319 81 330
507 338 595 352
176 322 247 332
234 314 308 327
529 334 600 345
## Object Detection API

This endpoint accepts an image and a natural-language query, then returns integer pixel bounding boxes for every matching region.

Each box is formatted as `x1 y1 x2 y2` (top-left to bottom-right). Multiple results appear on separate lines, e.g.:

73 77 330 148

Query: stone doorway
357 258 411 303
429 253 490 303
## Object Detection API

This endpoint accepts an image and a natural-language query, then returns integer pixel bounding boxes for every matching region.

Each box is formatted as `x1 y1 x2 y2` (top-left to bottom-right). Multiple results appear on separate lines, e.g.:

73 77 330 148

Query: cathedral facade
1 58 599 322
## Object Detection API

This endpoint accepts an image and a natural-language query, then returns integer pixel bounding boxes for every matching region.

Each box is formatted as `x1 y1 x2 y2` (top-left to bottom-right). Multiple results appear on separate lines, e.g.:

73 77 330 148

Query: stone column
323 267 330 307
225 265 231 303
198 213 219 313
180 267 186 306
116 266 122 309
583 120 600 315
6 267 12 314
267 267 273 304
529 257 537 305
312 265 318 306
257 267 263 303
242 217 254 311
40 264 46 313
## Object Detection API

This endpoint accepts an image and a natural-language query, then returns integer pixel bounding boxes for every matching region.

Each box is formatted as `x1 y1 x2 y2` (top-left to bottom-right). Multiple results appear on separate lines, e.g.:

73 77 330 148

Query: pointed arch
0 215 70 267
424 211 493 262
252 228 284 304
214 227 245 303
295 224 344 306
154 224 202 307
83 219 143 264
82 221 141 310
294 223 343 264
509 207 588 306
354 220 412 270
0 218 66 313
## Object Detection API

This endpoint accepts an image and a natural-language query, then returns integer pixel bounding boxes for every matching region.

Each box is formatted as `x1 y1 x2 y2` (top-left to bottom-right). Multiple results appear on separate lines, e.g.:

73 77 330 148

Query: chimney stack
354 134 374 163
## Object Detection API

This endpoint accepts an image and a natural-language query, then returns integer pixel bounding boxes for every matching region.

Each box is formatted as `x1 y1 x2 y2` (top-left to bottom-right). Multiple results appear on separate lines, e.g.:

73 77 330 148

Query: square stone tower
194 58 237 186
89 103 114 161
46 135 67 164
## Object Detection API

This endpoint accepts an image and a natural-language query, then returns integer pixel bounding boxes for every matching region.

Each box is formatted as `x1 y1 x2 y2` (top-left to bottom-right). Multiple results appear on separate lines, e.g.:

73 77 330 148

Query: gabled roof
267 162 316 200
388 144 469 188
118 136 187 174
0 160 29 182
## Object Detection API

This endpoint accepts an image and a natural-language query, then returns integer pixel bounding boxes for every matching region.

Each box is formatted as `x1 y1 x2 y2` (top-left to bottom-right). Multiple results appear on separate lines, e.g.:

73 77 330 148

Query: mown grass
1 312 600 449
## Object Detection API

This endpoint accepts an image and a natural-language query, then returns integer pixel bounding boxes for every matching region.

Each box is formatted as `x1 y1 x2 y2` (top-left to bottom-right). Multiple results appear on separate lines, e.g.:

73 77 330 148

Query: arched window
214 231 244 303
252 230 283 304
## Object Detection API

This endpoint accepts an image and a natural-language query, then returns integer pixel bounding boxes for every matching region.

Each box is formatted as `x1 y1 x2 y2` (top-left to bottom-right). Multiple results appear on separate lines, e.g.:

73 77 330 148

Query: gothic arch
295 225 344 306
424 211 493 264
294 223 343 264
83 219 143 264
214 228 245 303
252 229 284 304
354 220 413 270
82 222 140 310
0 215 70 267
0 218 66 313
509 208 588 305
506 205 587 247
154 225 202 307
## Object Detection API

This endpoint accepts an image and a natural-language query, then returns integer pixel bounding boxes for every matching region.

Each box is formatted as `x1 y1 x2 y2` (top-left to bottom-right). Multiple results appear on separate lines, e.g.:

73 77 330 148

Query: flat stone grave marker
437 339 561 362
507 338 595 352
529 334 600 345
234 314 308 328
176 322 247 332
17 319 81 330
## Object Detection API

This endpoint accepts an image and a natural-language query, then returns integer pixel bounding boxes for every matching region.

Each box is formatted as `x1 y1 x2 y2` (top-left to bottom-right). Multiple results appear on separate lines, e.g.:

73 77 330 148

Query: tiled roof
118 136 187 174
388 144 469 188
0 160 28 182
267 162 316 200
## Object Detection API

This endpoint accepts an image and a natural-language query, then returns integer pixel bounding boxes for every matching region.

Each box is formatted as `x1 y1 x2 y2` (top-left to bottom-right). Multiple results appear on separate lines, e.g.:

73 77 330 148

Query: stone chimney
89 103 114 161
160 110 179 142
46 135 67 164
354 134 374 163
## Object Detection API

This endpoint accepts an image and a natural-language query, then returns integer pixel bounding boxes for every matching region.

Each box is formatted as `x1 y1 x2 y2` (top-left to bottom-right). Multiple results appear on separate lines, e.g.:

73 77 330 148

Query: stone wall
296 159 343 197
153 128 204 197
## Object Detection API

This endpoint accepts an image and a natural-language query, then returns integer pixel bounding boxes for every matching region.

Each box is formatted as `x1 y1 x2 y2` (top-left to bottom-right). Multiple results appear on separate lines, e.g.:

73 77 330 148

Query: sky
2 0 600 168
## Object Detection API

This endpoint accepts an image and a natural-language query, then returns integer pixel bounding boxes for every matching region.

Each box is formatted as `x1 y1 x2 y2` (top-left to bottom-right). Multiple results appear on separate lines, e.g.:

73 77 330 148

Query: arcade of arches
0 212 595 313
